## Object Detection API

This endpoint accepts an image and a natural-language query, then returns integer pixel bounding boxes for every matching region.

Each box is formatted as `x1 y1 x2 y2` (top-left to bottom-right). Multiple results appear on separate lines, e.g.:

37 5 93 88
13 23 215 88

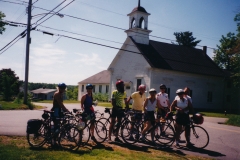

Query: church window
131 18 136 28
139 17 145 29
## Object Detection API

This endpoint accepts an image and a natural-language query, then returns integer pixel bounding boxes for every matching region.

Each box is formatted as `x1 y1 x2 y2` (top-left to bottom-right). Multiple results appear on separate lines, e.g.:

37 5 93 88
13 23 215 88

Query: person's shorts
111 107 125 119
131 110 143 122
175 112 190 126
144 111 155 125
82 110 96 122
157 107 169 119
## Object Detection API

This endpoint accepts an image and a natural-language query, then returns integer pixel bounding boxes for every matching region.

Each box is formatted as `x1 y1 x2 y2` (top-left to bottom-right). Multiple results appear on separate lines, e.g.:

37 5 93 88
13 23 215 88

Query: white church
78 1 239 113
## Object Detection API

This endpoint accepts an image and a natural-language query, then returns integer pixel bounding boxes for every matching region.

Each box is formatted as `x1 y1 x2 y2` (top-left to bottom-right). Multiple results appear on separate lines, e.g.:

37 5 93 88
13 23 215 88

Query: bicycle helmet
192 113 204 125
116 80 124 87
58 83 67 89
159 84 166 89
86 84 93 89
138 84 146 91
149 88 157 93
176 89 184 94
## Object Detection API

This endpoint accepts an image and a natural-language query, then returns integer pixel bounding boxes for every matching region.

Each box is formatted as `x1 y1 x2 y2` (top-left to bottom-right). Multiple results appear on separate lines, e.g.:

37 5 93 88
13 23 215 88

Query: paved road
0 103 239 160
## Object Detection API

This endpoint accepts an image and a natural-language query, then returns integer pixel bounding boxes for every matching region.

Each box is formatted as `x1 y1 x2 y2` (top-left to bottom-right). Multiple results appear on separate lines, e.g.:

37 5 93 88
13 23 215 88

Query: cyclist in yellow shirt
127 84 146 141
108 80 128 143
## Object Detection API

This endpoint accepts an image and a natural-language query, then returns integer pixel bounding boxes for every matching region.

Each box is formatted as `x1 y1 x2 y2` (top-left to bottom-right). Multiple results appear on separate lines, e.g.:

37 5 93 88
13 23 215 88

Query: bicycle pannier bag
26 119 42 134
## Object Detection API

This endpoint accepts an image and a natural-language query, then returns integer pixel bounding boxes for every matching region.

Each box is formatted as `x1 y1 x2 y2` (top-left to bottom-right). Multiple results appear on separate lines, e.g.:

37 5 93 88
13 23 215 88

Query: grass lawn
0 136 211 160
0 101 43 110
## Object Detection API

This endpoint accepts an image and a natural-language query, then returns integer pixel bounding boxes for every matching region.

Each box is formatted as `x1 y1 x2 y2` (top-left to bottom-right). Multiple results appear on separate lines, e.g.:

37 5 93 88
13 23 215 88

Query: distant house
31 88 66 100
78 70 110 101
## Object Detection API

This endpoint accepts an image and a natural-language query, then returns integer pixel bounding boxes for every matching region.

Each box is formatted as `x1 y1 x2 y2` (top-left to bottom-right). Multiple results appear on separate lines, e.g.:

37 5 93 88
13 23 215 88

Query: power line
0 0 27 5
32 0 67 26
38 25 137 48
35 28 141 55
34 28 219 69
75 0 220 41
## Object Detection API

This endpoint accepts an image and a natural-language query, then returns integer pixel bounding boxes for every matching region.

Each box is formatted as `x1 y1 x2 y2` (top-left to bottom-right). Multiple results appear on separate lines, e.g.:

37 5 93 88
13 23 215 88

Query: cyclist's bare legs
185 125 190 143
174 123 182 142
108 117 116 141
90 121 95 137
115 117 122 138
142 121 152 135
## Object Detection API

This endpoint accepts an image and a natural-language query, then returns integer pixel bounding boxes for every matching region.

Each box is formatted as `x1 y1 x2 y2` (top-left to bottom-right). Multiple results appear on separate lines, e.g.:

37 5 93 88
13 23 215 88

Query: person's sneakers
186 142 194 148
128 135 135 141
114 137 123 143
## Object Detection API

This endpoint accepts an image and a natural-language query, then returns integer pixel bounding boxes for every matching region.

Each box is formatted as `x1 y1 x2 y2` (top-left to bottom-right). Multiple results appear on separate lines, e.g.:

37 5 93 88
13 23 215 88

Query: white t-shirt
175 96 189 113
175 95 192 103
145 98 157 111
156 92 169 107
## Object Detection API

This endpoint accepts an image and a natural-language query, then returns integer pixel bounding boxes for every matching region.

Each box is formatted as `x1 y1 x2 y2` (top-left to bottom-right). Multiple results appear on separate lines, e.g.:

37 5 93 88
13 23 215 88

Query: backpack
26 119 42 134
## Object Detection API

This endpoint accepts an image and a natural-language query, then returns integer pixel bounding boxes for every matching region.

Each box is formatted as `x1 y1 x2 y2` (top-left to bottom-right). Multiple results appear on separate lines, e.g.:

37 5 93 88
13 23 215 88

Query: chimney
203 46 207 56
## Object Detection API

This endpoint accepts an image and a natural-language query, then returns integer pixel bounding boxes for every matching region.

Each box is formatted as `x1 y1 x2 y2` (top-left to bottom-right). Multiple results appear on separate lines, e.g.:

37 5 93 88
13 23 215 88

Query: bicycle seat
104 108 110 113
73 108 81 113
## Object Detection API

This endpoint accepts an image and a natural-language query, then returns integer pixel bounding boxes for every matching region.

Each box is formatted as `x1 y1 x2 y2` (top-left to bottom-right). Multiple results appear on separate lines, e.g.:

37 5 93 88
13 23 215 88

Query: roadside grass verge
225 115 240 127
0 101 43 110
0 136 211 160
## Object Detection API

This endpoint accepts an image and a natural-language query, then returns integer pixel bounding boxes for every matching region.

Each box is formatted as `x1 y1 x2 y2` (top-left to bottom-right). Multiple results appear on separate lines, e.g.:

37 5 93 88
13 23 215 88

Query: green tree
213 12 240 87
174 31 201 48
0 69 20 100
0 11 6 34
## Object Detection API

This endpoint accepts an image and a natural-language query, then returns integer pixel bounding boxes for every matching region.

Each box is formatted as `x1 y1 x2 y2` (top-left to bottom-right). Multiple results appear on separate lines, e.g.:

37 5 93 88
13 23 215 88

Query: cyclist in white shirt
170 89 193 148
156 84 170 136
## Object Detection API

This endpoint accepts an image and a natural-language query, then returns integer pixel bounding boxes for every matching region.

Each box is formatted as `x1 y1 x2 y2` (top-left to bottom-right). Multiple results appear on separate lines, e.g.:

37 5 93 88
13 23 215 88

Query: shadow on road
180 146 226 158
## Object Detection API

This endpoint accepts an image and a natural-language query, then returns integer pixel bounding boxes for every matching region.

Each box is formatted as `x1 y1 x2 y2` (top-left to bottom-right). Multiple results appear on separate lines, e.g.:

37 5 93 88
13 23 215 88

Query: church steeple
125 0 151 44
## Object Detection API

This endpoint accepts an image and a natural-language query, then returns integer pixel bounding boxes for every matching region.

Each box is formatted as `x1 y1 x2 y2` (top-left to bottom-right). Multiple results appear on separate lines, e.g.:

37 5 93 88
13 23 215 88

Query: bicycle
27 110 82 150
164 112 209 149
73 108 108 144
120 111 175 146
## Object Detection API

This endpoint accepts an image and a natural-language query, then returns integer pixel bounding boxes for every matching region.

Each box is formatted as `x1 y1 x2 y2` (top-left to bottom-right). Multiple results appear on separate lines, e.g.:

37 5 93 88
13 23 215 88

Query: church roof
131 6 147 13
78 70 110 84
130 37 225 77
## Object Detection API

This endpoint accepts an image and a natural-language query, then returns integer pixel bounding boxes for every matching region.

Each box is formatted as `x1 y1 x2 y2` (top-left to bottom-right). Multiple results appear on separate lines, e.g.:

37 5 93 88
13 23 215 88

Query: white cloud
74 52 102 66
31 44 66 66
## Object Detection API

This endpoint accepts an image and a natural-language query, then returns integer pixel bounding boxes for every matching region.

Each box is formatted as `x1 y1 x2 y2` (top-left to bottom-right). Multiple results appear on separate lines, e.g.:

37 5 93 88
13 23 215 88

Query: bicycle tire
153 122 175 146
27 124 46 148
190 125 209 149
121 120 139 144
58 124 82 150
94 120 108 143
80 125 90 146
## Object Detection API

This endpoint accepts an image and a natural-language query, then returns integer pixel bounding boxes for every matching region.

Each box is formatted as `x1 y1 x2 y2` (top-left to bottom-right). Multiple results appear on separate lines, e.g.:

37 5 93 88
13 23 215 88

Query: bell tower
125 0 151 45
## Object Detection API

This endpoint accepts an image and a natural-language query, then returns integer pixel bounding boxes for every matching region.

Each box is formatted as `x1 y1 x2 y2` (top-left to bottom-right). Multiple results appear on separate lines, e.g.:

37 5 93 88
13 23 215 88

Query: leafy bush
93 93 109 102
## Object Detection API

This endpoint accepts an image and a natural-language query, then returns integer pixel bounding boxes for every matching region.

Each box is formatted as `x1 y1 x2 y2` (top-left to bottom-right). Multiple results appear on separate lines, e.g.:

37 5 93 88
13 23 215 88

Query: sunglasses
160 88 166 89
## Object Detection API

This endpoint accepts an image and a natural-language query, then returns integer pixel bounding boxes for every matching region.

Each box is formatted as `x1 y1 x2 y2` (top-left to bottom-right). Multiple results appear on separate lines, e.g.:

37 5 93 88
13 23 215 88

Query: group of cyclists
52 80 195 148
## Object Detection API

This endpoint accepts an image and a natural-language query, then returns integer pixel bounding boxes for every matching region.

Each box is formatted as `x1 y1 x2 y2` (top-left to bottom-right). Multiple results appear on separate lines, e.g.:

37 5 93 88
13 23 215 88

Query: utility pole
23 0 32 104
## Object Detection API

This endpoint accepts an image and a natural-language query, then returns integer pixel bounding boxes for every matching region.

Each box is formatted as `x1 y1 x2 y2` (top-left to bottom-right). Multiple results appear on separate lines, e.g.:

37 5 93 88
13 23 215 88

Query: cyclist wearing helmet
156 84 170 121
108 80 128 143
140 88 160 141
126 84 146 141
81 83 96 142
51 83 69 116
156 84 170 136
51 83 69 146
170 89 194 148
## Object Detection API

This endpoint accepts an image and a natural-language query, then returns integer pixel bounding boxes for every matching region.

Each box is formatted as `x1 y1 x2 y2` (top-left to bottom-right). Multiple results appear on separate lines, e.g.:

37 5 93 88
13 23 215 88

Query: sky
0 0 239 85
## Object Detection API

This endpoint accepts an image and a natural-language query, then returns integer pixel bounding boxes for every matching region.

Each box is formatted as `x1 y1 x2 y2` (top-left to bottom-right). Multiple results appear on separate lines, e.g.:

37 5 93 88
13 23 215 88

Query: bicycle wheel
190 125 209 149
27 124 46 148
58 125 82 150
153 122 175 146
99 118 110 132
93 120 108 143
80 125 90 146
121 120 139 144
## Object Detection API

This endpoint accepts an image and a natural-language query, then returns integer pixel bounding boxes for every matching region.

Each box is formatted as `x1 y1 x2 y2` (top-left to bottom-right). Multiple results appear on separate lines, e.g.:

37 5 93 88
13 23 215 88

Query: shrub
93 93 109 102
